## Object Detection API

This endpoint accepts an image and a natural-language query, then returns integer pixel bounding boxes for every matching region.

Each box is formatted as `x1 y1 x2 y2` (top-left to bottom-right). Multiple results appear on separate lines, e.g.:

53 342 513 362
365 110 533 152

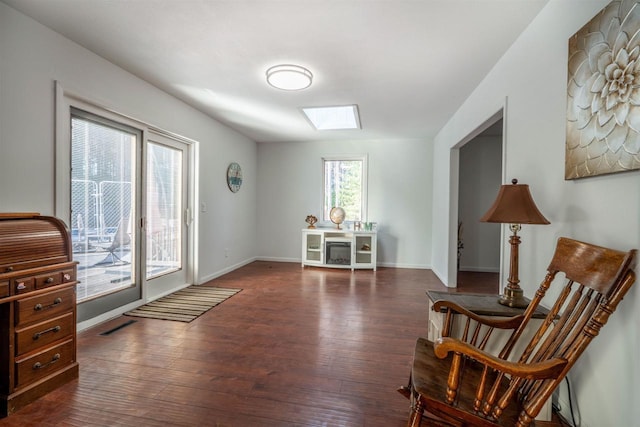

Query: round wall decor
226 162 243 193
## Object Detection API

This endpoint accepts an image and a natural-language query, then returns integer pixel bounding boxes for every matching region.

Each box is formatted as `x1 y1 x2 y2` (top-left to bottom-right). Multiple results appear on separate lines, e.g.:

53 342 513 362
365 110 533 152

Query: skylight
301 105 361 130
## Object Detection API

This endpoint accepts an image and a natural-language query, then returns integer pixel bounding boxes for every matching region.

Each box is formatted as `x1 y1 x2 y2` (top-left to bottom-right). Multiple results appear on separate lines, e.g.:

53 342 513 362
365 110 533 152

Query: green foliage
324 160 362 220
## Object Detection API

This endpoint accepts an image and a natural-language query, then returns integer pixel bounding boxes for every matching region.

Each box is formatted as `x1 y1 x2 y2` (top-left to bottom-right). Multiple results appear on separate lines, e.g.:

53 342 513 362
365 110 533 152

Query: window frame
321 154 368 222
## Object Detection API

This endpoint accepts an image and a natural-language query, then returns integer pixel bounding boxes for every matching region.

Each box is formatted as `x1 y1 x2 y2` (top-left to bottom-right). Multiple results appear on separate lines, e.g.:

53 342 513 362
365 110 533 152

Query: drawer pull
6 266 13 273
17 282 26 290
32 353 60 370
45 277 55 284
34 297 63 311
63 273 71 281
33 325 62 340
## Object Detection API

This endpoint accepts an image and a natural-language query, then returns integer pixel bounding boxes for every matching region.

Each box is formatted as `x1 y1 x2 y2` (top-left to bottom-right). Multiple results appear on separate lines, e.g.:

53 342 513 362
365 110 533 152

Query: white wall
256 139 433 268
458 135 502 272
5 1 637 423
0 3 257 287
431 0 640 425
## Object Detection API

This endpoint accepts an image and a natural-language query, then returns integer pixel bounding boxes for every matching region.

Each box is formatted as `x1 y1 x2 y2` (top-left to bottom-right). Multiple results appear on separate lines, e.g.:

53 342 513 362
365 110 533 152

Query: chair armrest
432 300 526 330
433 337 568 380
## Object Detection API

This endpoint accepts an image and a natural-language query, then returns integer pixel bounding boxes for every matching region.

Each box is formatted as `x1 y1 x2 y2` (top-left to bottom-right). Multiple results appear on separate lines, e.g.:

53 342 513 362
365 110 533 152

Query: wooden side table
426 290 550 340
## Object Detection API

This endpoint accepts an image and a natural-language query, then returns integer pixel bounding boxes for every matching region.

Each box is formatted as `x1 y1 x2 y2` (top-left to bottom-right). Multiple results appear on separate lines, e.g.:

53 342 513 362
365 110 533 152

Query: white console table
301 228 376 271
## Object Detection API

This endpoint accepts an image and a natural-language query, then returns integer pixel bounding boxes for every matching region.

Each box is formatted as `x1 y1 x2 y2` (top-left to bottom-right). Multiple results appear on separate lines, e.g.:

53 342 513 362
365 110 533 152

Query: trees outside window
323 156 367 222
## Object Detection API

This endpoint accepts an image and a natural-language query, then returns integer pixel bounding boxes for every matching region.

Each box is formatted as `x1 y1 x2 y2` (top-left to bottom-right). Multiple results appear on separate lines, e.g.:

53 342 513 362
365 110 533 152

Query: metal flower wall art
566 0 640 179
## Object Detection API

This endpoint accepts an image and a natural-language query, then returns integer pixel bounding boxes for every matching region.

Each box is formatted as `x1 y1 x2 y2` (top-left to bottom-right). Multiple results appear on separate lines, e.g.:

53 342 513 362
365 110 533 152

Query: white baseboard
77 300 142 332
256 256 299 263
197 257 257 284
76 282 193 332
376 261 430 269
431 266 452 287
255 256 430 270
459 266 499 273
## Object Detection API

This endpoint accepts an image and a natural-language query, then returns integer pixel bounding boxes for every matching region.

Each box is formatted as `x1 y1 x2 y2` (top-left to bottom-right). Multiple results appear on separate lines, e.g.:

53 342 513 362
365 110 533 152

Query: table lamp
480 179 550 308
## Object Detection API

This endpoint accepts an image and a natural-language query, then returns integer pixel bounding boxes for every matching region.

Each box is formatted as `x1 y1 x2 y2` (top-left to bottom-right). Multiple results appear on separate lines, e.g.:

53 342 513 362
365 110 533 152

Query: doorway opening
455 116 504 293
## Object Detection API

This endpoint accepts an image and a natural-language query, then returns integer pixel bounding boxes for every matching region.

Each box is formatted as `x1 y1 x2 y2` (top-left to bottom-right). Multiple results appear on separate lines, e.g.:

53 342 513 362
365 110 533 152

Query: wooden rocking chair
403 237 637 427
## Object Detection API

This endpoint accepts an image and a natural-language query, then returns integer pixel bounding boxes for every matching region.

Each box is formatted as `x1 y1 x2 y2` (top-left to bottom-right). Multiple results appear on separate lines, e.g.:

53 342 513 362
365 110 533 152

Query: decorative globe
329 207 346 229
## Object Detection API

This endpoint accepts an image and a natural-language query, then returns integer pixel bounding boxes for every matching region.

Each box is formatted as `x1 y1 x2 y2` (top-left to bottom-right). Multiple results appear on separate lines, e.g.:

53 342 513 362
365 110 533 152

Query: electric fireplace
325 240 351 265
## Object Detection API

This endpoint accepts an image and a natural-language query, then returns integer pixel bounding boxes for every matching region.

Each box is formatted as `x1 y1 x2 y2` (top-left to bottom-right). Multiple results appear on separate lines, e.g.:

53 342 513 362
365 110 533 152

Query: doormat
125 286 241 322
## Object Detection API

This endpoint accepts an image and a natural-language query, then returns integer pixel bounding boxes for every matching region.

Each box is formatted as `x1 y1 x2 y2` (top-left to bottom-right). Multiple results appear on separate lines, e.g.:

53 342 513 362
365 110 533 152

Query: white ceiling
3 0 548 143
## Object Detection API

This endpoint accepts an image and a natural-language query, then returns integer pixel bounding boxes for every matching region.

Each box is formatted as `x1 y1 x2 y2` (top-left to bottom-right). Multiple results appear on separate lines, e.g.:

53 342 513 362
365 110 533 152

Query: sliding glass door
71 109 141 320
69 108 192 322
144 132 190 296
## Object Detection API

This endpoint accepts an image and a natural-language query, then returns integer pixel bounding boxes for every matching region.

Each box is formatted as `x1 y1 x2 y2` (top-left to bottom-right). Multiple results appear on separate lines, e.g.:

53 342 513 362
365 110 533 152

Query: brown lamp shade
480 179 550 225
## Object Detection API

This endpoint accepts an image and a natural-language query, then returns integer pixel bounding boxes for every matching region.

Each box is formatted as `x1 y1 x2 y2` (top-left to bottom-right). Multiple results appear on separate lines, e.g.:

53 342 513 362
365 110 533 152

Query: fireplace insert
325 240 351 265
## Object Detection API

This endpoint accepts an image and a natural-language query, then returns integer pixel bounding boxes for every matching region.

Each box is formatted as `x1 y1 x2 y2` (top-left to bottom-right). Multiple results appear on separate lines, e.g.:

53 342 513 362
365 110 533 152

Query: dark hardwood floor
0 263 538 426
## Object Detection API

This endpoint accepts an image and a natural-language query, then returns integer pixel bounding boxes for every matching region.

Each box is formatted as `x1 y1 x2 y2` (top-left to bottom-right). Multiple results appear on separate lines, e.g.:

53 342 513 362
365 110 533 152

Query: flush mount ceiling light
266 64 313 91
302 105 361 130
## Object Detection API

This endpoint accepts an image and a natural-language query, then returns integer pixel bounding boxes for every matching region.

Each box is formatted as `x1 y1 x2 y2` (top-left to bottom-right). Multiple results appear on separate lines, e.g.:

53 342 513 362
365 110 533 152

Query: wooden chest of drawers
0 213 79 417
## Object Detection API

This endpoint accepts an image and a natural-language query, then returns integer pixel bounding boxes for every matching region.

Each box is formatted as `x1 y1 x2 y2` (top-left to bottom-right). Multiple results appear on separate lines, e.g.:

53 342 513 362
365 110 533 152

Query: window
323 155 367 221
